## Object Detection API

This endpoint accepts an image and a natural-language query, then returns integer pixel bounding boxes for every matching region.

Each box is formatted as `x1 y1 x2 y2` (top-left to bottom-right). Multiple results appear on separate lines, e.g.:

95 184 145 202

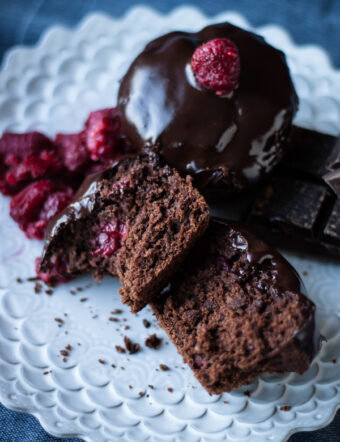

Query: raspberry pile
0 108 132 240
191 38 240 95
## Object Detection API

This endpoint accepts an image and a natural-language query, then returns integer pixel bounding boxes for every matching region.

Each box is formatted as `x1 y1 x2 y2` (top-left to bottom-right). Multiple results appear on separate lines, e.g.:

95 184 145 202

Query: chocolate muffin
39 153 210 312
151 218 320 393
118 23 298 197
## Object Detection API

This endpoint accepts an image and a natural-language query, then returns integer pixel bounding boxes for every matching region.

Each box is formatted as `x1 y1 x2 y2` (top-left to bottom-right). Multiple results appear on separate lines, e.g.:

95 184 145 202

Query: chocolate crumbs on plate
116 345 126 354
145 333 162 349
143 319 151 328
124 336 140 354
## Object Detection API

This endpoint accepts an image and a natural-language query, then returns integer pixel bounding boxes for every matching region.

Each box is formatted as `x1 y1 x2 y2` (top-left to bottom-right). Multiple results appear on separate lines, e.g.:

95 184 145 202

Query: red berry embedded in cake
35 257 68 285
191 38 240 95
92 220 127 257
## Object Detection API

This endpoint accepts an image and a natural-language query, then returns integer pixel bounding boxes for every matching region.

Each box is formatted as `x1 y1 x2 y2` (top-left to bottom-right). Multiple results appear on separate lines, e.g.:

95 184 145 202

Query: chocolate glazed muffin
118 22 298 198
151 218 321 394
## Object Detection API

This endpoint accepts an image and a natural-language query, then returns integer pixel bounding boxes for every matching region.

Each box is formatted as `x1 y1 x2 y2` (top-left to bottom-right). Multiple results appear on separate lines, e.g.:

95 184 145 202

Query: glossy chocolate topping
211 218 320 361
118 23 298 193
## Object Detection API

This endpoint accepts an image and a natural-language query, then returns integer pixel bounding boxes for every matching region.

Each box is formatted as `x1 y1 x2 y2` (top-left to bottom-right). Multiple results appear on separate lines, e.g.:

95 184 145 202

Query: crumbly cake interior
41 154 209 312
152 221 314 393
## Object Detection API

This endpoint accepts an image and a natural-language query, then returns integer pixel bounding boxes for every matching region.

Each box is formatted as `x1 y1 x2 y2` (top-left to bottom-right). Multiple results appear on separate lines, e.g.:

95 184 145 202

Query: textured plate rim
0 6 340 441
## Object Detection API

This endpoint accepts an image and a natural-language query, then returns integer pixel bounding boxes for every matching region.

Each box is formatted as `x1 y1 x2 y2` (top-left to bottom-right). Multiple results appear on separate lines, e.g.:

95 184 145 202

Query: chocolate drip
118 23 298 194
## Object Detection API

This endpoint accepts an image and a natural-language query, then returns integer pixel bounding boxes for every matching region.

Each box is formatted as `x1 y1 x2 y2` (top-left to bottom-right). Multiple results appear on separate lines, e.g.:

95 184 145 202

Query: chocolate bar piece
323 137 340 198
247 126 340 258
324 169 340 198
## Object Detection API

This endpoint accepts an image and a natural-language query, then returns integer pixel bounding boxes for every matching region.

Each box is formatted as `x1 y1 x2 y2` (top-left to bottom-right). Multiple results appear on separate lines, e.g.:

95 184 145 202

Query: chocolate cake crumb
120 366 125 370
98 359 106 364
43 370 50 375
62 357 67 363
54 318 63 324
111 309 123 314
148 384 154 389
143 319 151 328
76 287 83 292
159 364 169 371
167 387 173 392
138 391 144 397
92 315 98 319
124 336 140 354
332 359 337 364
34 282 42 294
16 277 23 283
223 401 229 404
45 289 53 295
124 325 130 330
65 344 72 351
128 385 133 389
80 297 88 302
280 406 291 412
28 276 39 281
116 345 126 354
145 334 162 349
70 290 76 295
109 317 119 322
60 350 69 356
111 364 116 368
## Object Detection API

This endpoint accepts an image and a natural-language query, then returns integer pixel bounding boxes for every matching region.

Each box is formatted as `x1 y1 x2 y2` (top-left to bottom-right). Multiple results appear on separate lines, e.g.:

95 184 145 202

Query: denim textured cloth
0 0 339 441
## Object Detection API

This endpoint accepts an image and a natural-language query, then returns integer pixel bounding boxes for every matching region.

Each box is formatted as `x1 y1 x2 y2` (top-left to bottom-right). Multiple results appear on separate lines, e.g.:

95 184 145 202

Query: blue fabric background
0 0 339 440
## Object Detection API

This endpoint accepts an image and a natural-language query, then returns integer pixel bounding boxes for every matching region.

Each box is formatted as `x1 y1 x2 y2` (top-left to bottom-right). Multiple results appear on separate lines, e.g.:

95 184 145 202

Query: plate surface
0 6 340 442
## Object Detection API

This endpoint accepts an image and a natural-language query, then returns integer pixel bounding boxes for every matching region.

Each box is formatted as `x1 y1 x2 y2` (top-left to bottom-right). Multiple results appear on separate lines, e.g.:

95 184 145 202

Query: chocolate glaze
118 23 298 195
211 218 321 362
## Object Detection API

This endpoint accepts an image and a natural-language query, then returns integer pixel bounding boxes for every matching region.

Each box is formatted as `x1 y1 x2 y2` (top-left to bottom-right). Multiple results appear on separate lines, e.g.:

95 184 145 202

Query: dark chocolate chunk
323 169 340 198
284 126 338 179
247 126 340 258
322 199 340 246
250 177 331 239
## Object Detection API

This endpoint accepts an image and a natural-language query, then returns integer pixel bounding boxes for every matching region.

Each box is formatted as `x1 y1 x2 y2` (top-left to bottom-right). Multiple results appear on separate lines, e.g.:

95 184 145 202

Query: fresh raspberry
92 220 127 257
85 108 123 161
10 180 73 239
54 131 90 173
5 150 61 186
40 187 73 222
0 132 59 194
35 257 69 285
0 132 53 158
191 38 240 95
10 180 53 226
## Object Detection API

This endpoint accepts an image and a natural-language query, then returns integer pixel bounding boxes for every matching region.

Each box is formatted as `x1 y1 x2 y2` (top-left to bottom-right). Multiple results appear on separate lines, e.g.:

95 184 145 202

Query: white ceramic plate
0 7 340 442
